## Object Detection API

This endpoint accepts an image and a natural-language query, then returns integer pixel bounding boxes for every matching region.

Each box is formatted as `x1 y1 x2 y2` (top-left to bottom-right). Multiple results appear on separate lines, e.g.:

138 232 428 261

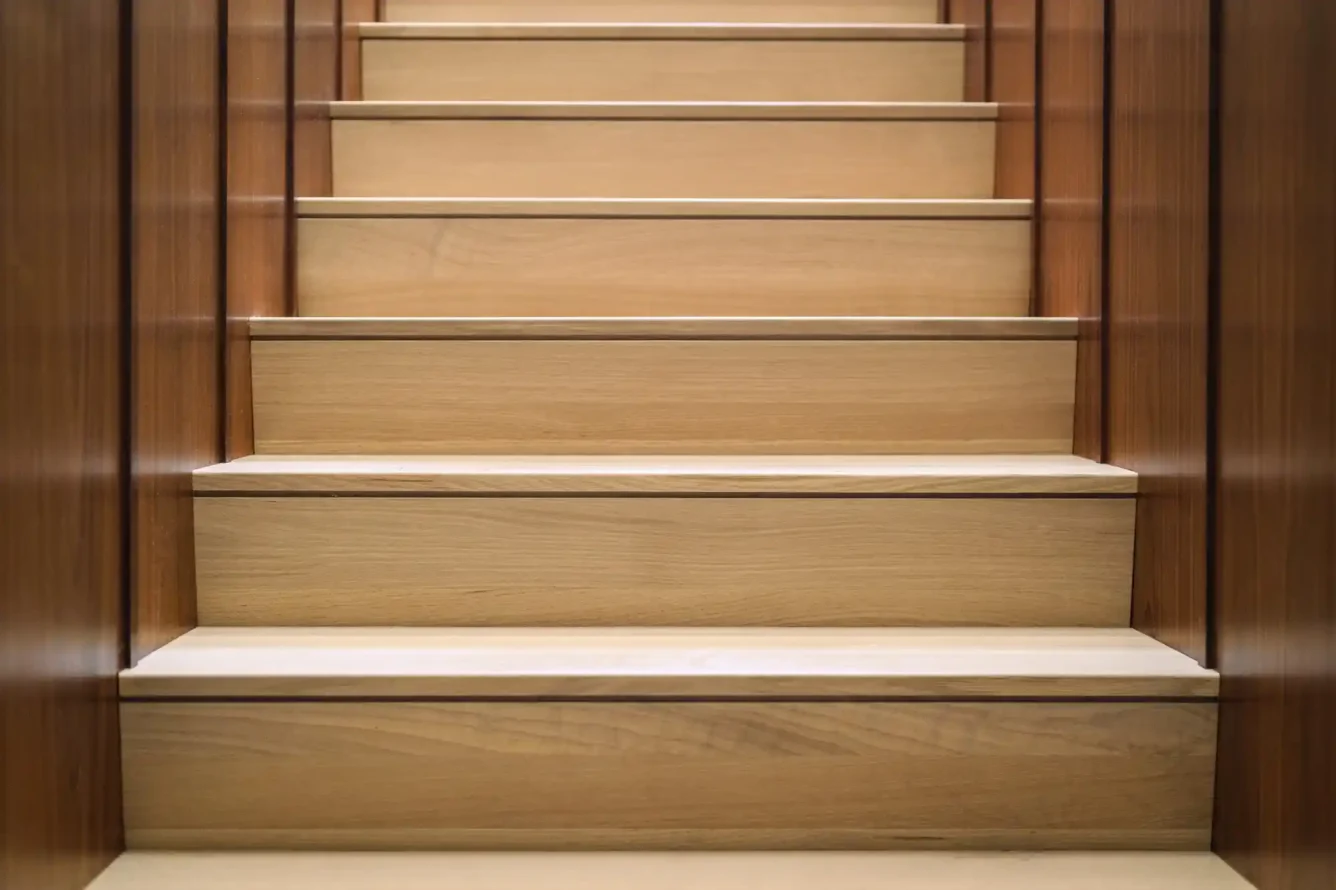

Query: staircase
100 0 1241 885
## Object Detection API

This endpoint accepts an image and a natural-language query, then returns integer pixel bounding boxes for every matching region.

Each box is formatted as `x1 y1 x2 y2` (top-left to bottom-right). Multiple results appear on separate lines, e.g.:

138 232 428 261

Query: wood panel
383 0 942 24
341 0 379 100
1039 0 1105 460
131 0 222 662
226 0 290 459
194 496 1133 628
1105 0 1211 664
360 37 966 103
990 0 1037 199
1213 2 1336 889
251 338 1075 454
293 0 338 196
946 0 987 101
330 117 998 199
297 215 1033 318
121 700 1217 850
0 3 125 887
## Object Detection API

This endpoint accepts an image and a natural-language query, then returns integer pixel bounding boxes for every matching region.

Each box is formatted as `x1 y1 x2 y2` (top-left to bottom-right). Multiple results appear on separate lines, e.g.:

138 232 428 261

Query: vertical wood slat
342 0 379 100
989 0 1037 200
293 0 339 196
946 0 989 102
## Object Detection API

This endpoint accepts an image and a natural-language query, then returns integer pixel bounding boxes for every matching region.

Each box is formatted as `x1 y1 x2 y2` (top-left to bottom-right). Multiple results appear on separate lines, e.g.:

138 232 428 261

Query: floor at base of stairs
92 852 1251 889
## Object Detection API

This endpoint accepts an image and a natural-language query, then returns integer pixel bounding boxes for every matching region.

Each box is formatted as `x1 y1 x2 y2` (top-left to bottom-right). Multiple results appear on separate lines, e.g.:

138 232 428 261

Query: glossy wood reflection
294 0 339 196
946 0 987 102
990 0 1036 200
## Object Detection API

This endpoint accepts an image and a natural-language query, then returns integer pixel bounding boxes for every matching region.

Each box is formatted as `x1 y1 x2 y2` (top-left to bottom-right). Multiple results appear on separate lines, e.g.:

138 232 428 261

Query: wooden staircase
103 0 1237 885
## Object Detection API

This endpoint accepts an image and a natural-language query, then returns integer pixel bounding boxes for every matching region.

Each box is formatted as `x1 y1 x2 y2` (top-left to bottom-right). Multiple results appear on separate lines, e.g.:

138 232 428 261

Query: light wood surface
331 118 996 199
193 454 1139 494
296 216 1032 317
297 197 1033 217
119 627 1219 698
89 851 1259 890
120 698 1216 849
330 100 998 120
251 339 1074 454
382 0 944 25
194 495 1133 628
361 38 964 103
361 23 967 39
252 317 1075 339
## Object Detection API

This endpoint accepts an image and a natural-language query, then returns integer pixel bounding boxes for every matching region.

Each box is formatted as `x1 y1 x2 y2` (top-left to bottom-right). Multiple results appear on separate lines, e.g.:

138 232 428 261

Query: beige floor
92 852 1252 889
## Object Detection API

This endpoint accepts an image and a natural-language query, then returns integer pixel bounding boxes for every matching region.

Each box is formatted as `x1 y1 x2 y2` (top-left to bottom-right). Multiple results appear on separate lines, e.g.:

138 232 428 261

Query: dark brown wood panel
342 0 379 100
132 0 223 661
1105 0 1211 664
1213 2 1336 888
0 2 125 887
947 0 988 103
294 0 338 196
990 0 1037 199
1039 0 1105 460
226 0 291 458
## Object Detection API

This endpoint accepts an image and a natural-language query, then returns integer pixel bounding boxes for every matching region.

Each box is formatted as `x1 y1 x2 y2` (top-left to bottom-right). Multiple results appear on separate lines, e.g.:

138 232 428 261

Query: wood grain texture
361 23 967 38
118 627 1220 699
88 852 1259 890
382 0 942 24
342 0 379 100
1105 0 1211 664
0 2 125 887
132 0 222 662
990 0 1037 200
226 0 290 459
1213 2 1336 889
193 454 1139 494
194 495 1133 628
120 699 1217 849
293 0 338 196
251 339 1075 454
1038 0 1105 460
361 38 965 103
298 197 1033 217
330 100 999 120
296 216 1032 318
330 118 997 199
946 0 987 101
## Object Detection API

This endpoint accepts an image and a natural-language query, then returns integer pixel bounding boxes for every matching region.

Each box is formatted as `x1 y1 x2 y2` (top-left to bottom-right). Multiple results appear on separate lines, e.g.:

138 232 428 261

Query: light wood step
91 852 1257 890
330 102 997 199
296 198 1033 318
359 24 966 103
382 0 944 25
249 317 1075 455
192 454 1134 628
119 628 1217 850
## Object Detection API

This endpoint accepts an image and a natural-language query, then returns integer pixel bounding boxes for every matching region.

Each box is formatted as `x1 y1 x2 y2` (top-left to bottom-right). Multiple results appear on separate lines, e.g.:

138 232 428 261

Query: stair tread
251 316 1074 340
331 100 998 119
195 453 1136 494
91 852 1253 889
120 627 1217 699
360 22 966 39
297 196 1032 218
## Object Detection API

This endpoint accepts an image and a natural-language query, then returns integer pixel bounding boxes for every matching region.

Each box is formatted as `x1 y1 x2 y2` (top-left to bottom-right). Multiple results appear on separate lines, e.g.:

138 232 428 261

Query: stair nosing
359 22 968 40
330 100 999 121
296 197 1034 219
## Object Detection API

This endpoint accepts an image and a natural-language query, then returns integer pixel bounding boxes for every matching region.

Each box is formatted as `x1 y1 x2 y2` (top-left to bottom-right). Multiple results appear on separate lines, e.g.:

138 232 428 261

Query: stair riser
194 496 1134 628
297 217 1032 318
250 339 1075 454
362 40 964 103
331 119 996 199
122 701 1217 850
383 0 942 24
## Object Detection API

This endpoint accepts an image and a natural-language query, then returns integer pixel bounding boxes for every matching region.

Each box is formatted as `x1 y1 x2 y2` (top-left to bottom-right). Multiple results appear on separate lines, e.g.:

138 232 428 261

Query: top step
383 0 943 25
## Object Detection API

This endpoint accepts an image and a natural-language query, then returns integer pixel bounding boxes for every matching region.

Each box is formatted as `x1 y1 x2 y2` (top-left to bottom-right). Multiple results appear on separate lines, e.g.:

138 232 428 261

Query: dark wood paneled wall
990 0 1037 199
226 0 292 457
1214 2 1336 888
947 0 989 102
0 2 125 888
130 0 224 662
1105 0 1212 663
293 0 339 196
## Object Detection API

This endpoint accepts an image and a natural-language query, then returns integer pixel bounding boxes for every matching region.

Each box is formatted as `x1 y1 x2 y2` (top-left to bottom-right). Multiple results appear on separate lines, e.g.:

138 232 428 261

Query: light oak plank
119 627 1220 699
192 454 1139 495
330 119 996 199
361 23 967 39
251 339 1075 454
252 317 1075 339
194 496 1134 628
120 700 1217 848
361 40 964 103
382 0 944 25
330 101 999 120
89 852 1259 890
296 197 1034 217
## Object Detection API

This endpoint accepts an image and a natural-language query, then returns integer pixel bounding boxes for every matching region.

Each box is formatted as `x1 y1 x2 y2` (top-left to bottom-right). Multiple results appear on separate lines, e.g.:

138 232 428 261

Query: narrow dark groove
216 0 229 460
1203 0 1223 670
1099 0 1115 465
283 0 297 316
1029 0 1046 316
117 0 135 669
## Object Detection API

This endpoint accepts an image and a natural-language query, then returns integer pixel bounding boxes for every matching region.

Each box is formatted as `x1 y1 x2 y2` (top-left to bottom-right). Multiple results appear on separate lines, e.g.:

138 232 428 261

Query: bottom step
92 852 1252 889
